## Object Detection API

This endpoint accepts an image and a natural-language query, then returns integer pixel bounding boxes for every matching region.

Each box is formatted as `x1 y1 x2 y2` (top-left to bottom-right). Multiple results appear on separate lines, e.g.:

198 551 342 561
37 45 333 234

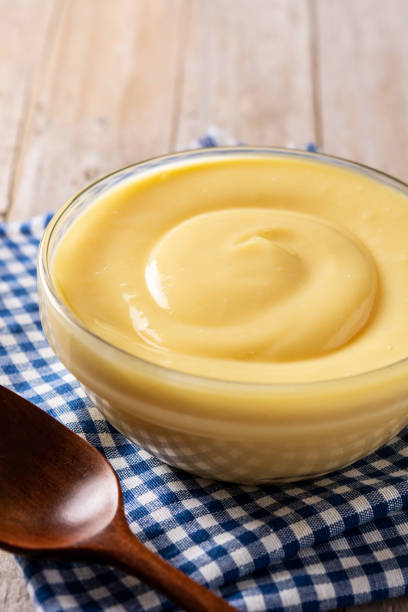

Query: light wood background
1 0 408 610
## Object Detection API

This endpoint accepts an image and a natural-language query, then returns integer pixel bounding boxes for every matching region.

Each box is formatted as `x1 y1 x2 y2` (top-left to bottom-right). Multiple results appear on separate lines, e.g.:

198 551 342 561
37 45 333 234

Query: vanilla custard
52 155 408 383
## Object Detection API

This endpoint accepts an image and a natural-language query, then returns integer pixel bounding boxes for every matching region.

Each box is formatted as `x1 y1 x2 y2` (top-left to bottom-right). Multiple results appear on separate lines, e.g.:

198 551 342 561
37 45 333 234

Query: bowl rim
37 145 408 393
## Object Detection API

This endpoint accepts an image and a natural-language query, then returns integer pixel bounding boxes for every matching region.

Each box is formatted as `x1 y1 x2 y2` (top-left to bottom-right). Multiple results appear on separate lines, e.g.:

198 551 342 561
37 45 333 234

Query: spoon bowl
0 385 119 550
0 385 236 611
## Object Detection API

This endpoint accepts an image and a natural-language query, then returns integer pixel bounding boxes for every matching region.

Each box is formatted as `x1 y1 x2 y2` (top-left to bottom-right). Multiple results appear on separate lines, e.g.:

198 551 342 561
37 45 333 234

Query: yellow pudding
53 155 406 383
38 148 408 483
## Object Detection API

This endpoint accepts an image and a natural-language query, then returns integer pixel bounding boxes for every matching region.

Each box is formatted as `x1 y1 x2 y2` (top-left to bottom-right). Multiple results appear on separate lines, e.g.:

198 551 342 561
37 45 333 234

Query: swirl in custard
143 208 378 361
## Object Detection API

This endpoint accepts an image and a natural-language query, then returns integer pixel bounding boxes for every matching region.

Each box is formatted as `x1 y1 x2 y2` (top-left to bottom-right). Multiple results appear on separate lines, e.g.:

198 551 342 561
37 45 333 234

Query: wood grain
0 0 55 216
7 0 187 221
0 551 32 612
315 0 408 180
175 0 315 149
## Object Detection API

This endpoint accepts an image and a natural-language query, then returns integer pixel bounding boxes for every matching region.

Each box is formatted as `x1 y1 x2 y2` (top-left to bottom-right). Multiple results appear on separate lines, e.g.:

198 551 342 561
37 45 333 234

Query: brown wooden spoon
0 385 236 611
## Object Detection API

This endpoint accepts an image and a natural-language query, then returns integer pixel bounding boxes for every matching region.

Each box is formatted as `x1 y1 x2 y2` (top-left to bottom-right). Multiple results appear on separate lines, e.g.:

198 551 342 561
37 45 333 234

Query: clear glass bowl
37 147 408 484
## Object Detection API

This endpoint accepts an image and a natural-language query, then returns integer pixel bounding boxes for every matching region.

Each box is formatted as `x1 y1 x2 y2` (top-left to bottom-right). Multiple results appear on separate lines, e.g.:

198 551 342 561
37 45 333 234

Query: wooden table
1 1 408 610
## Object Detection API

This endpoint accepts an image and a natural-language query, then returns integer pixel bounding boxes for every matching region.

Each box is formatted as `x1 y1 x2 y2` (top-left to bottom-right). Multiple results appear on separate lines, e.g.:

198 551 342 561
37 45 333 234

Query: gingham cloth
2 133 408 612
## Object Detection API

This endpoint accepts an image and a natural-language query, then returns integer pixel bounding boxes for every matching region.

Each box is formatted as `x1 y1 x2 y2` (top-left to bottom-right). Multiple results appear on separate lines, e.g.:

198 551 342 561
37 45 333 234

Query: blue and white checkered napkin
2 133 408 612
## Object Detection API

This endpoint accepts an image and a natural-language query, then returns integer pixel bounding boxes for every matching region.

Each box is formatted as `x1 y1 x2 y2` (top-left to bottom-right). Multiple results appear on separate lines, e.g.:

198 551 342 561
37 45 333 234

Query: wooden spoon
0 385 236 611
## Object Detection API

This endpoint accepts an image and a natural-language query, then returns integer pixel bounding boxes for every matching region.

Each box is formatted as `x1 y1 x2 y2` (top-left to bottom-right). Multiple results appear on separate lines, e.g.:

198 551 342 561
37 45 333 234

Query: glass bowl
37 147 408 484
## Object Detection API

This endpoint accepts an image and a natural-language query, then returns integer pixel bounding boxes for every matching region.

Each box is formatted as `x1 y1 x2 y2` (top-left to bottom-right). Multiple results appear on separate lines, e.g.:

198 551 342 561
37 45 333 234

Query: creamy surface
52 155 408 383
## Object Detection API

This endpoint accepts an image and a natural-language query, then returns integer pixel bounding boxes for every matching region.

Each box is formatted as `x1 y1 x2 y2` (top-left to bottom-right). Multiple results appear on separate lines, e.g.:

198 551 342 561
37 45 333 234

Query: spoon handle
91 523 237 612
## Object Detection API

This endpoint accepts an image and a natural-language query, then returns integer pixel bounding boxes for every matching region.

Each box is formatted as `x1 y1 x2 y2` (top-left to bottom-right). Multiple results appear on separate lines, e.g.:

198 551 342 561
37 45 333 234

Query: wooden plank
174 0 316 149
0 551 32 612
0 0 55 216
7 0 187 221
315 0 408 180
